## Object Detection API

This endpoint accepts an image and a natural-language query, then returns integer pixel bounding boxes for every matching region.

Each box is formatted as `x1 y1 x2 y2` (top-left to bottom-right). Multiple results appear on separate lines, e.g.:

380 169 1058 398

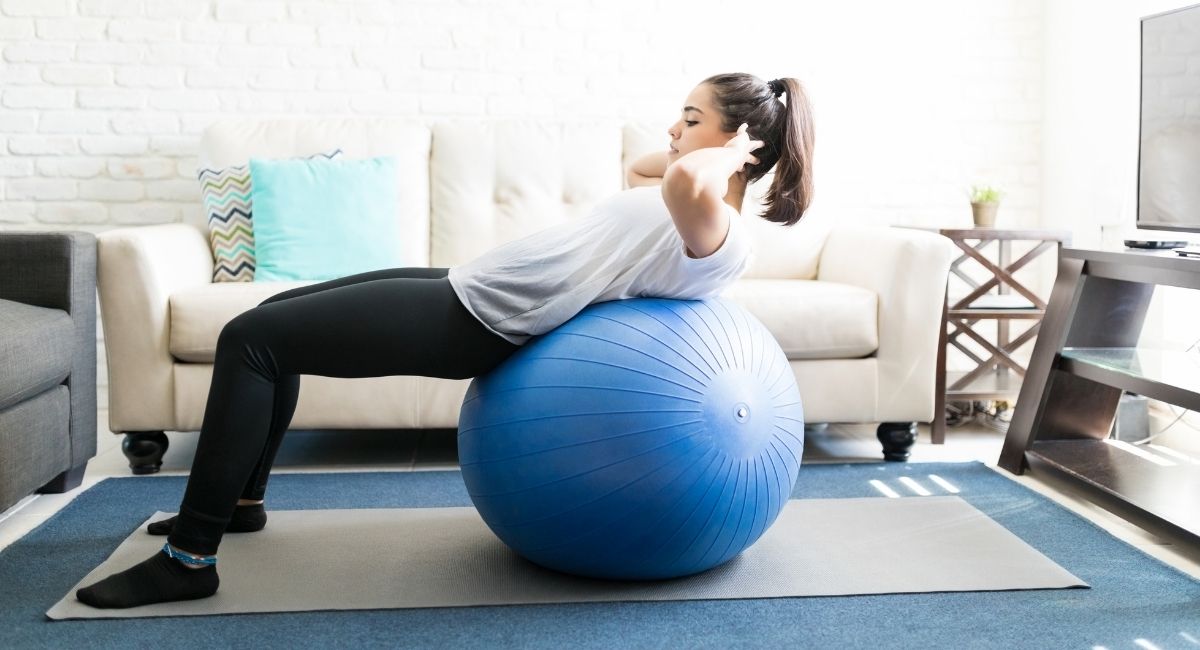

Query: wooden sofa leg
122 431 170 475
876 422 918 462
37 462 88 494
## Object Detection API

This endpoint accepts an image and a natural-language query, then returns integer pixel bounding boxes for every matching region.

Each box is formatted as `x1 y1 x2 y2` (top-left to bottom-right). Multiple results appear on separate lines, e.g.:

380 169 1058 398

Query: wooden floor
3 408 1199 581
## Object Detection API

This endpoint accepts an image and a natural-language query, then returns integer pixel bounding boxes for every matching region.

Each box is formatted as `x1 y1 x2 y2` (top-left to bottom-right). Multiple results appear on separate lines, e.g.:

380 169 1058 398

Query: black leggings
167 267 520 556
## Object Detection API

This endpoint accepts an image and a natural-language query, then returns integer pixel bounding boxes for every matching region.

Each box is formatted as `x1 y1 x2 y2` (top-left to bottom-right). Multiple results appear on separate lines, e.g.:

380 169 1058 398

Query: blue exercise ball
458 298 804 581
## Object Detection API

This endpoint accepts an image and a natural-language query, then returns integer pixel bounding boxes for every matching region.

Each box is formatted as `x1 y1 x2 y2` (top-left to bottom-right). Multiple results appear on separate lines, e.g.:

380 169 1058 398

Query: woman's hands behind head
724 123 764 173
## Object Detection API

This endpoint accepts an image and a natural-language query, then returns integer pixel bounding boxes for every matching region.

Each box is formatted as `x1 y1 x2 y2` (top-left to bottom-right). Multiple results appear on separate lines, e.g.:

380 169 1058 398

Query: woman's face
666 84 734 165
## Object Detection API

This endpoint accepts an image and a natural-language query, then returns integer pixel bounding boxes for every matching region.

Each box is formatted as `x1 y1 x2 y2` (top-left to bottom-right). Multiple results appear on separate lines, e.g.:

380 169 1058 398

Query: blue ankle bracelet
161 543 217 567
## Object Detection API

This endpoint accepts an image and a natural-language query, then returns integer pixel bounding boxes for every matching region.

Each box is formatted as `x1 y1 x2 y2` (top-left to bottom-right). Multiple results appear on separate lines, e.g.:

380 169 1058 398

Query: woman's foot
147 502 267 536
75 548 219 609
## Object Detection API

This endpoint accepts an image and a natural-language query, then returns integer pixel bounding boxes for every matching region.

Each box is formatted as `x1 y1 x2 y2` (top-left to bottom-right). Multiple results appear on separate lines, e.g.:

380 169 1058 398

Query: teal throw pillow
199 149 342 283
249 156 401 282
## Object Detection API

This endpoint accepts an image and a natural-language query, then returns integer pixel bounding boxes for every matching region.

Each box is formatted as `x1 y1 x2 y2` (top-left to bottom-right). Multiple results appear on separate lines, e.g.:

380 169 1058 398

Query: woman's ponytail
762 78 814 226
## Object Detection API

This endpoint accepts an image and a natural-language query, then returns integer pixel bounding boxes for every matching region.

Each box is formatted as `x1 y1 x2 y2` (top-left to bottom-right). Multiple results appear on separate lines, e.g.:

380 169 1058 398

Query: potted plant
969 185 1003 228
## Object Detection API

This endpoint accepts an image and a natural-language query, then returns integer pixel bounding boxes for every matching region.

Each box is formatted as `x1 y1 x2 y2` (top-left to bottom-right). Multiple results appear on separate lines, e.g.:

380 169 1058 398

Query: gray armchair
0 231 97 513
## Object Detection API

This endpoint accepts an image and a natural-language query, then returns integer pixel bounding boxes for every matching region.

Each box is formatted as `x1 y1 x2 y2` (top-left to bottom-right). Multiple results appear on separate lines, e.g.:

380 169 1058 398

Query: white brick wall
1 0 1047 406
1 0 1046 233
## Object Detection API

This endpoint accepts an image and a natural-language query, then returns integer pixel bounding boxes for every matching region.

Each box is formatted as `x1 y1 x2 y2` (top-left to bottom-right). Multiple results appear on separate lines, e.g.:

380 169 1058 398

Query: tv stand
999 247 1200 544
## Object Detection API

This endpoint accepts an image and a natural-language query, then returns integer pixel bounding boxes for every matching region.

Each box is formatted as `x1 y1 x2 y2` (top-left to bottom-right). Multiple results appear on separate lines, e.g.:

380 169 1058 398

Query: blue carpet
3 461 1198 649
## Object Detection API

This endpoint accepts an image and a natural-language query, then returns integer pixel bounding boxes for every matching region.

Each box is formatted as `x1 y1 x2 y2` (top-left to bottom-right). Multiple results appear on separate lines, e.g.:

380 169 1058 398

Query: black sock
147 503 266 536
76 551 219 609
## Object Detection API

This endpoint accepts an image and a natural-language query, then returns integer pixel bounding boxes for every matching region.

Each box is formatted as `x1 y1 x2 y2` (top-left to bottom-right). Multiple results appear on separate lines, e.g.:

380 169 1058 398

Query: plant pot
971 202 999 228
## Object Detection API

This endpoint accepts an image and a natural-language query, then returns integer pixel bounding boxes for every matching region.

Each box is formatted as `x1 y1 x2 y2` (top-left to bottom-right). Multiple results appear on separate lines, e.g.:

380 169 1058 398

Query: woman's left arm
661 124 762 258
627 150 670 188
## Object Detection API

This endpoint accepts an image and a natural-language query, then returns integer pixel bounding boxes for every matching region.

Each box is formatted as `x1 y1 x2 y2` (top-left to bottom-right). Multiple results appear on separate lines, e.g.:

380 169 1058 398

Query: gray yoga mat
48 496 1086 619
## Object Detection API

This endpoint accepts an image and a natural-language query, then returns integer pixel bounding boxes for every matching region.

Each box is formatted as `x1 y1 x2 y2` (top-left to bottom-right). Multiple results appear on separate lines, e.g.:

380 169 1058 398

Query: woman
75 72 814 608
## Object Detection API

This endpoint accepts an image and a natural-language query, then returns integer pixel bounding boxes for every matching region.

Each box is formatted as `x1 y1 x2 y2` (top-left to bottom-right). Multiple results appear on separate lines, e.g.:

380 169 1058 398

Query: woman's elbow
627 169 662 188
661 163 702 201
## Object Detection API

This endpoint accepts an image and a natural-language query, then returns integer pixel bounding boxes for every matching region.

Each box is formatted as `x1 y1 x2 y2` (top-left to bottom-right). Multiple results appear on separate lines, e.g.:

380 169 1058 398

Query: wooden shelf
1058 348 1200 412
1065 247 1200 291
1028 439 1200 540
948 308 1045 319
945 370 1024 399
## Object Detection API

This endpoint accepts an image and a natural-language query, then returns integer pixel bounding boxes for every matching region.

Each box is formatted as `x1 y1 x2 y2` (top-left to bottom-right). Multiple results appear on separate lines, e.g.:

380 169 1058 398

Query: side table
928 228 1072 444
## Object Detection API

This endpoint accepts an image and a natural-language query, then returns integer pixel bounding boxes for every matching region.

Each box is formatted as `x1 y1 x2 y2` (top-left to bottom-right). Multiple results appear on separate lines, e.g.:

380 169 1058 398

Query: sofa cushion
430 121 625 268
170 281 314 362
721 279 878 360
169 278 877 364
0 299 73 411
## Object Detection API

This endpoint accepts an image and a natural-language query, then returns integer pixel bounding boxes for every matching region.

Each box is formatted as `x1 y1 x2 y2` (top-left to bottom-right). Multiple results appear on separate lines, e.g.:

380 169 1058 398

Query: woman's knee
215 308 285 376
258 291 290 307
217 308 272 348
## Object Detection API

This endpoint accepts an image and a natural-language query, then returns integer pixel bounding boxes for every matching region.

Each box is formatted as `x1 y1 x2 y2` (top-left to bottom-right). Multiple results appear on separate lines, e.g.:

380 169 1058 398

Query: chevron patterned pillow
198 149 343 282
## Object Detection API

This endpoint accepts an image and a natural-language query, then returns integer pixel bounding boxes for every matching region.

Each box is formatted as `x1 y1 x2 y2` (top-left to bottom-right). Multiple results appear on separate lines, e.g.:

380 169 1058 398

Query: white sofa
96 119 956 473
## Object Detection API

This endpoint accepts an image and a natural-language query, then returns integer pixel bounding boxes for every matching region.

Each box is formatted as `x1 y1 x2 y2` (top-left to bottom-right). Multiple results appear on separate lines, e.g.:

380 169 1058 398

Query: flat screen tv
1137 3 1200 233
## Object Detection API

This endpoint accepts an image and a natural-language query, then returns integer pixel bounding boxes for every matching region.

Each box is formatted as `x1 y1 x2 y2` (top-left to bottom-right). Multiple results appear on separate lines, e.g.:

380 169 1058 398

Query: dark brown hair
701 73 815 226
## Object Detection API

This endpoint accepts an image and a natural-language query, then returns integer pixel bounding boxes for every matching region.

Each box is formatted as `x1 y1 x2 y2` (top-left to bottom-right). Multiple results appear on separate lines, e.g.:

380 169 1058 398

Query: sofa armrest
817 227 955 422
97 224 213 432
0 231 96 313
0 231 98 467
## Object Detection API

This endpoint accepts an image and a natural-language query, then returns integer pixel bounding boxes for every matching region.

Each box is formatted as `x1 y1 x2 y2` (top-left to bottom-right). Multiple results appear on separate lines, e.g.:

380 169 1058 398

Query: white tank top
448 186 753 345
